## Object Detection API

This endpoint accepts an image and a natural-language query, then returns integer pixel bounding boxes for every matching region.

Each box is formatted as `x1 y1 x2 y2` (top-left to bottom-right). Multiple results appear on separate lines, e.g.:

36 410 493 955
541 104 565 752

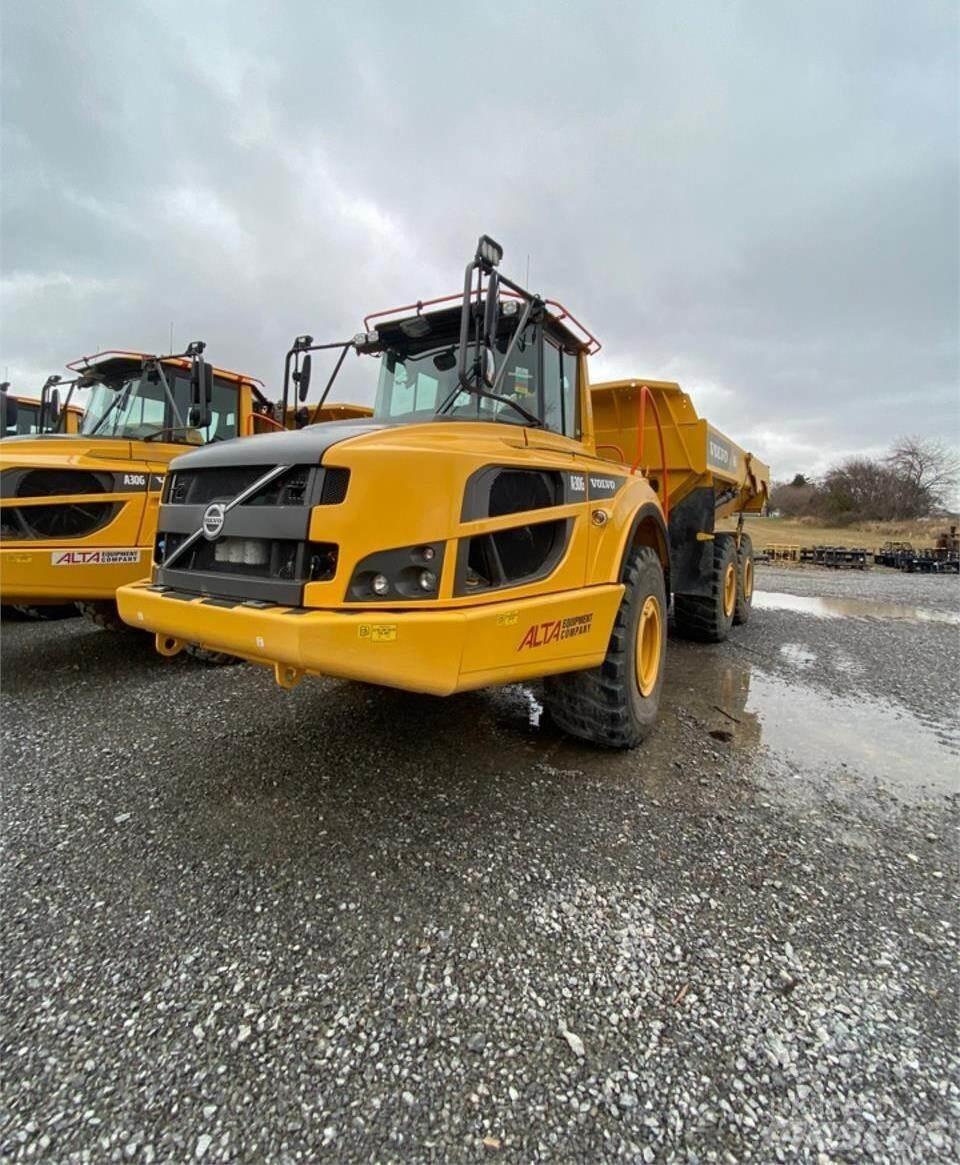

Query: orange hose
629 384 669 523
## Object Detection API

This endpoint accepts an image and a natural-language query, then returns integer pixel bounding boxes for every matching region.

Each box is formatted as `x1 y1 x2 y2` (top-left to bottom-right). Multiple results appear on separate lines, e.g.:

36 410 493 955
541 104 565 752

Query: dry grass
716 515 958 551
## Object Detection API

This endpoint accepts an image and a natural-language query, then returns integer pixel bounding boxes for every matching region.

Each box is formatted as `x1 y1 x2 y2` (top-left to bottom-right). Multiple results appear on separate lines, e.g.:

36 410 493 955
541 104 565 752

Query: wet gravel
756 564 960 613
1 569 958 1163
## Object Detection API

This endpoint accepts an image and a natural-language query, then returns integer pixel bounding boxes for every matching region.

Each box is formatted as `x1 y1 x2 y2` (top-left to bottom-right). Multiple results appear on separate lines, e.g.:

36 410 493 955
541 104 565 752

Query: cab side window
543 338 578 437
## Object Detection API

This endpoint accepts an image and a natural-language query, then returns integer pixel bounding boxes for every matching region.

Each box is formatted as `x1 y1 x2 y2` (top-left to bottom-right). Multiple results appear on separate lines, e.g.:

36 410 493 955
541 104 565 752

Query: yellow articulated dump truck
1 380 84 436
118 237 768 745
0 342 371 638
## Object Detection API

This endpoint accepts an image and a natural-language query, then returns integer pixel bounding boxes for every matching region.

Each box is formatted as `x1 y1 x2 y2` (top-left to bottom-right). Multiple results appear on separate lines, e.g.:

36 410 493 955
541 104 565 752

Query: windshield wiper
436 381 543 428
142 425 214 443
86 380 132 437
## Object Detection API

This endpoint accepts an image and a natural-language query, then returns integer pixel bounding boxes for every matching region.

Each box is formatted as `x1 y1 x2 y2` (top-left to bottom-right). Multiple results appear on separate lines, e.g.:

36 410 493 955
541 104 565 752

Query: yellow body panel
116 414 663 688
118 579 624 696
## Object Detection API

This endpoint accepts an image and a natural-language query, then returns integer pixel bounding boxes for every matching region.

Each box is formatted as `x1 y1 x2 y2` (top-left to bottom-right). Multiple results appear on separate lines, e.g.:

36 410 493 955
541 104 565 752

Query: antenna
168 322 175 355
526 254 530 285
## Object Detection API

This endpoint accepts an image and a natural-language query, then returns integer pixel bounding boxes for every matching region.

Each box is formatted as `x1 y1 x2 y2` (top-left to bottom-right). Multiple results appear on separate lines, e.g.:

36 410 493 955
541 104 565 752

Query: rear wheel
542 545 667 748
673 533 737 643
733 534 754 626
79 600 130 632
5 603 78 622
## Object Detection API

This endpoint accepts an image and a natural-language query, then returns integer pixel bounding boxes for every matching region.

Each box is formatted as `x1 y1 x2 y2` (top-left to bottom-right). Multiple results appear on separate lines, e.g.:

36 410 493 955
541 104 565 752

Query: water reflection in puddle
754 591 960 626
667 649 959 797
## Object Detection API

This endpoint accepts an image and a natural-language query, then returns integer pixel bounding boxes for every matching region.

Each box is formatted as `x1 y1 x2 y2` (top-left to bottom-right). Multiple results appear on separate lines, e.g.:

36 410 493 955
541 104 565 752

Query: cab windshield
79 369 239 444
372 325 578 437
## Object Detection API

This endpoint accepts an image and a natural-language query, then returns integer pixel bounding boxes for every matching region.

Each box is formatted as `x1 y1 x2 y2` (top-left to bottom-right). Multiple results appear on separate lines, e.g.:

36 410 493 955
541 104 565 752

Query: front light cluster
348 542 445 602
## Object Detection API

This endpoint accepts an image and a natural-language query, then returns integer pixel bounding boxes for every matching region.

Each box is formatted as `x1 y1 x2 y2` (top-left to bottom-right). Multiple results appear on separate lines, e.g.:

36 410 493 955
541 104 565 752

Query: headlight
347 542 446 602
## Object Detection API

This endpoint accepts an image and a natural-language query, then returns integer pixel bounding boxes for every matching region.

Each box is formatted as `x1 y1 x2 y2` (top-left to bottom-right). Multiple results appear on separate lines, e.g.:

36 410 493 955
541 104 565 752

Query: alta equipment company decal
51 548 141 566
518 612 593 650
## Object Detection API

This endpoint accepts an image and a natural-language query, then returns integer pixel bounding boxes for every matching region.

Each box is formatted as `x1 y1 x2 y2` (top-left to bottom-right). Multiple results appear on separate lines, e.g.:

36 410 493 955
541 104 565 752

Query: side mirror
295 353 312 402
2 395 18 436
189 359 214 428
48 387 61 426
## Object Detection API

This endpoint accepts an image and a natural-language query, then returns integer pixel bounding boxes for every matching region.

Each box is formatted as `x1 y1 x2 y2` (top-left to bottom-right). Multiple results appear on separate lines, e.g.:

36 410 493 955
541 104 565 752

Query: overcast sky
2 0 957 482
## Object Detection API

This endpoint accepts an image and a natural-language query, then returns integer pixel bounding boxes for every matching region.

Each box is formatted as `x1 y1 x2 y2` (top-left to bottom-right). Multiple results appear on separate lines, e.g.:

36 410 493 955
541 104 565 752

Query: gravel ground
1 568 958 1163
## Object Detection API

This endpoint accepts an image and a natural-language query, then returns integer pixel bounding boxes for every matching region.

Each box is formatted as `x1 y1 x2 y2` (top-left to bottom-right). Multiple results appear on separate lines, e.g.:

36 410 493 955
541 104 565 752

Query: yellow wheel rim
635 595 662 698
743 556 754 601
723 562 736 617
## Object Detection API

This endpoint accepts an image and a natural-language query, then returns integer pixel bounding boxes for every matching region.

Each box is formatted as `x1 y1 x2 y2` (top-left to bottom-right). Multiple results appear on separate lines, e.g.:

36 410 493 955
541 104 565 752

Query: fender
617 500 671 585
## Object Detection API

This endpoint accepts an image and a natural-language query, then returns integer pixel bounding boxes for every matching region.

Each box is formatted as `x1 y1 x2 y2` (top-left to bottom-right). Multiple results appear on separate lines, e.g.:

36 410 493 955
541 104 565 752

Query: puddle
754 591 960 626
669 649 960 798
780 643 817 669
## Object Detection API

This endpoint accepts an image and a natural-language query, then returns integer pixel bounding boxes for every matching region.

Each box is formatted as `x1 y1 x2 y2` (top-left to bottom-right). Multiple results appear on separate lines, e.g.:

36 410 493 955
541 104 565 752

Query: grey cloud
2 0 957 483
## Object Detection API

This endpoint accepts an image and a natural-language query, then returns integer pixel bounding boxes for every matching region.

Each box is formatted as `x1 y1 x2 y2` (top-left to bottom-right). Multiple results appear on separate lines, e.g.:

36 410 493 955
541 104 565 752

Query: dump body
590 379 769 517
590 379 768 597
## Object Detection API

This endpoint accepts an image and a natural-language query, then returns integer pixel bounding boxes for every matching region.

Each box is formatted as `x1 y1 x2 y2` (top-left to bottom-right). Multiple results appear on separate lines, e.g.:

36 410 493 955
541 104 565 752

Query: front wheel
542 545 667 748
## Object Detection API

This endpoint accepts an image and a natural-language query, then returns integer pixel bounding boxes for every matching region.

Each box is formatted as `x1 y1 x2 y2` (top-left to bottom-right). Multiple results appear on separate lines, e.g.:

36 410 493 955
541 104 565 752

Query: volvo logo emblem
201 502 226 540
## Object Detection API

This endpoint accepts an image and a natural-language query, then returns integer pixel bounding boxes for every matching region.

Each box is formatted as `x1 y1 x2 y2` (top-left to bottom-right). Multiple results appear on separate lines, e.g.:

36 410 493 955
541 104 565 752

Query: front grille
156 532 337 584
164 465 348 508
165 466 276 506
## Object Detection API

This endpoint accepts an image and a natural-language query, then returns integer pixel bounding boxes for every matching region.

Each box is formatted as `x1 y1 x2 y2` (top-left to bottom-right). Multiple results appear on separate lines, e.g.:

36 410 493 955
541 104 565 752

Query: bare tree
818 457 930 522
886 436 960 509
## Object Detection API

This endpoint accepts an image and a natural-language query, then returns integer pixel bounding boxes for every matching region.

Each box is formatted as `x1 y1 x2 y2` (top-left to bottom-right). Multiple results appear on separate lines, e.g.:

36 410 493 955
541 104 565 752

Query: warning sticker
51 549 142 567
358 623 398 643
495 610 519 627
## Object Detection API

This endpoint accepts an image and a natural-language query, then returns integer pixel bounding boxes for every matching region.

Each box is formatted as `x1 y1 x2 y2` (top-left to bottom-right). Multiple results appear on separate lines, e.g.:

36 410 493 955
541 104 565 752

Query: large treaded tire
79 600 131 632
734 533 754 626
542 545 667 749
673 533 737 643
184 644 241 667
4 603 78 622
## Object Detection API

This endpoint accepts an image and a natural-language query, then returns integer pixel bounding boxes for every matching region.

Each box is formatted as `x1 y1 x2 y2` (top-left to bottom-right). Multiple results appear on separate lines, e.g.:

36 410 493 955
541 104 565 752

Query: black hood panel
168 418 389 470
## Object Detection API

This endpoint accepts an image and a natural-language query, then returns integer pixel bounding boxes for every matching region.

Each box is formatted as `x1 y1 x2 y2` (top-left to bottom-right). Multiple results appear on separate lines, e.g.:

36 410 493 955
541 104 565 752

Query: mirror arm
456 259 480 392
154 361 187 429
280 349 295 421
489 297 536 397
310 343 351 423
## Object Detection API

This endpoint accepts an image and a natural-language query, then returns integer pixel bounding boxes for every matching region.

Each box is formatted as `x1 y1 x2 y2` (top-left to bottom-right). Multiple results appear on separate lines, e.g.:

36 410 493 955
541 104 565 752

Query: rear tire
542 545 667 748
733 534 754 626
673 533 737 643
5 603 78 622
78 600 130 632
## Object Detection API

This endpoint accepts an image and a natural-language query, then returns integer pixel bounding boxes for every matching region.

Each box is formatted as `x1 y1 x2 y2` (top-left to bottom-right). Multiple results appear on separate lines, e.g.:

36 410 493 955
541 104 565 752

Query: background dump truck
1 381 84 436
0 343 371 638
118 236 768 746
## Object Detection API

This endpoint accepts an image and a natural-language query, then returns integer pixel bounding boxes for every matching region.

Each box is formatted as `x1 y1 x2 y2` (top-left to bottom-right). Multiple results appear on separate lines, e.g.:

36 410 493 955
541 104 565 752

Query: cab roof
65 350 267 399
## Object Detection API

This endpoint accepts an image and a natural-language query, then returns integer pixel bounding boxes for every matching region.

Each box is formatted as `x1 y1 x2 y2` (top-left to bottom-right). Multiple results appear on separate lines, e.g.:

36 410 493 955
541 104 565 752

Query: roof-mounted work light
475 234 503 269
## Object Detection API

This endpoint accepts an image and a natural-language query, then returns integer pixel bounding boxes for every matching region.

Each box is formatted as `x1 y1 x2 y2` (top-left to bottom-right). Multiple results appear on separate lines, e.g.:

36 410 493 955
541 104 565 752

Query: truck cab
0 345 303 624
